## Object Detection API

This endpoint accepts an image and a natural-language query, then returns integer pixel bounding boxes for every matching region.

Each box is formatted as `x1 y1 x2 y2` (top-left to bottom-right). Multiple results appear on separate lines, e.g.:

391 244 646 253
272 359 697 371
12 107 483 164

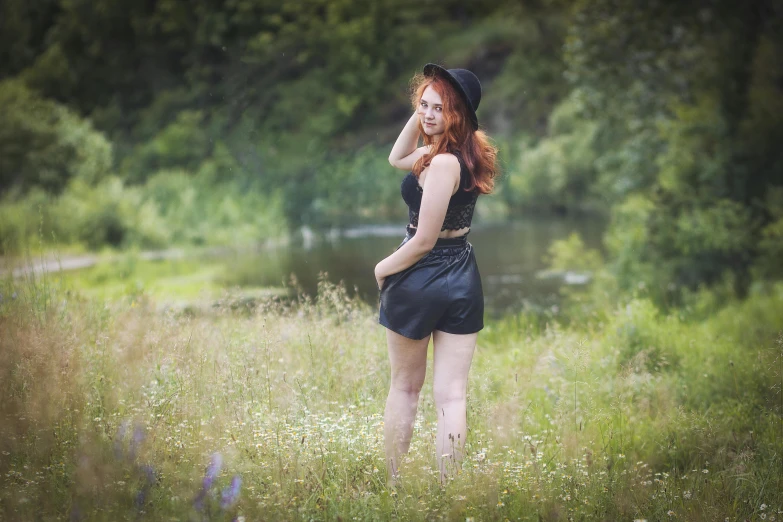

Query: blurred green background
1 0 781 307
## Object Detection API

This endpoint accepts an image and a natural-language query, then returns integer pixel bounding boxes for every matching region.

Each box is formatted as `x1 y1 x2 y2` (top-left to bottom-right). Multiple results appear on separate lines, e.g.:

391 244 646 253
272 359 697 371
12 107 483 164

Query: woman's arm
375 154 461 284
388 113 429 170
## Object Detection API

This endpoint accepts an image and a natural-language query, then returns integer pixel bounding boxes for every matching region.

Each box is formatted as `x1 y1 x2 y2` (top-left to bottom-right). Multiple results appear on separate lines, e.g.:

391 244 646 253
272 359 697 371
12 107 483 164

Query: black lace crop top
400 151 479 231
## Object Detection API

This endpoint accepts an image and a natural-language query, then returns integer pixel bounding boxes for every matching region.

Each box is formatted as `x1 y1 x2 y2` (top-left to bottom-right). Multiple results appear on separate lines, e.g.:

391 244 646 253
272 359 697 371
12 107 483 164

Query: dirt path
0 246 234 279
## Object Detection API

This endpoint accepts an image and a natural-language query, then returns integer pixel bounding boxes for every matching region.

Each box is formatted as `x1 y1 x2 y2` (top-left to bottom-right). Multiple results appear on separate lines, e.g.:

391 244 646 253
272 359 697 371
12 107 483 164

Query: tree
0 79 112 195
565 0 783 298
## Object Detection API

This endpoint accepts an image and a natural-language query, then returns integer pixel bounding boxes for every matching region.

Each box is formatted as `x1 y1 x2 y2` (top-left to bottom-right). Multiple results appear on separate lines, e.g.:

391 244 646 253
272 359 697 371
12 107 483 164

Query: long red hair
409 73 498 194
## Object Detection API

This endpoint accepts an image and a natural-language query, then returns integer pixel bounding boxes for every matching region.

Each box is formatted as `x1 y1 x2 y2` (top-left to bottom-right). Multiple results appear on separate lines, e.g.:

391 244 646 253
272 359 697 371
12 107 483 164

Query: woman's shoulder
430 151 462 166
446 150 472 186
428 153 462 185
443 149 468 168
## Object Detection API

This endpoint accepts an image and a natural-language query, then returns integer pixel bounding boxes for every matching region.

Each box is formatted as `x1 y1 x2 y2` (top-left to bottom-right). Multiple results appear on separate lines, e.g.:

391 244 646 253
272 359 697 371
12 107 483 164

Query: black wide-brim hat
423 63 481 131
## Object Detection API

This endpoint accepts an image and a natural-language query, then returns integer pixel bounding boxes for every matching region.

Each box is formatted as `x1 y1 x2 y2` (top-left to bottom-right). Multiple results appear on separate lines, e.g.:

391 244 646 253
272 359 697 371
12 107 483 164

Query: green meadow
2 264 781 521
23 250 290 304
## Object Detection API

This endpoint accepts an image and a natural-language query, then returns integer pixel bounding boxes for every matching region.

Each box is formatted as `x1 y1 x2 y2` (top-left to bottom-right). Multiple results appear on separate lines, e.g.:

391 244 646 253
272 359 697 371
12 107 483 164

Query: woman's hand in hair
388 112 426 170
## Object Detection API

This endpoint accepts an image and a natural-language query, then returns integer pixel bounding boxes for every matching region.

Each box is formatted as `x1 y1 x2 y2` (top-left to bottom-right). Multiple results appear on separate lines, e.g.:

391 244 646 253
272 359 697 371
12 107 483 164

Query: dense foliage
563 0 783 301
1 0 781 299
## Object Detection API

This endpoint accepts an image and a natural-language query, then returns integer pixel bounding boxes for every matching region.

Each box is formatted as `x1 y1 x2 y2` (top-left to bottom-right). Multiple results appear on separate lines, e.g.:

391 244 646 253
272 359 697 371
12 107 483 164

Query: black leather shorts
378 226 484 340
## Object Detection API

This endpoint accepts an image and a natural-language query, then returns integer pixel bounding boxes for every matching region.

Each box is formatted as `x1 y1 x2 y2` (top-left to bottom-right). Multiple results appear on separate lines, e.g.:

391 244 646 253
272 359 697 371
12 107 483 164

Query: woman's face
417 85 445 137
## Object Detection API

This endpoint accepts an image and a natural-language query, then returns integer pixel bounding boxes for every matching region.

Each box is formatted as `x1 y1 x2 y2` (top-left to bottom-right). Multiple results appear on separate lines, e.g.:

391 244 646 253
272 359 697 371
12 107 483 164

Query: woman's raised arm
388 112 429 170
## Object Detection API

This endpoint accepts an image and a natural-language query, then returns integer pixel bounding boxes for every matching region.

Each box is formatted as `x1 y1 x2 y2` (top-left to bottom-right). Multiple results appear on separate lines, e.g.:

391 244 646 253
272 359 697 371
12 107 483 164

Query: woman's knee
433 383 467 408
390 371 425 395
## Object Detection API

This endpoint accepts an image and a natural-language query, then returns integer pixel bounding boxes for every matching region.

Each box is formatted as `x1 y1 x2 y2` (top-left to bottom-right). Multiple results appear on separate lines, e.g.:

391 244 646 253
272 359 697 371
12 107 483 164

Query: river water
223 216 605 318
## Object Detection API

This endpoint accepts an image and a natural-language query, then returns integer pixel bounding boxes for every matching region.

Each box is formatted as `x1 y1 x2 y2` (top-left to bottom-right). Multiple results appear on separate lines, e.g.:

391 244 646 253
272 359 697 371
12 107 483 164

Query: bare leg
432 330 477 483
384 328 430 482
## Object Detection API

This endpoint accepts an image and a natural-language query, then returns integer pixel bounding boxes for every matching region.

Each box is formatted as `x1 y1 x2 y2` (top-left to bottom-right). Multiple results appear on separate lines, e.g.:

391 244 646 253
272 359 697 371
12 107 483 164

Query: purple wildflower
114 420 130 459
202 453 223 490
128 424 145 460
193 488 207 512
220 475 242 509
194 453 224 512
140 464 156 484
134 489 146 509
69 503 82 522
134 465 155 511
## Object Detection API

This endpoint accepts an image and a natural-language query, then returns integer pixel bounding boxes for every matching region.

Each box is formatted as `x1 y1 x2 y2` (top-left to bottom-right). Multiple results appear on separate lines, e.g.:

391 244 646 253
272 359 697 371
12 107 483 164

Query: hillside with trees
1 0 781 302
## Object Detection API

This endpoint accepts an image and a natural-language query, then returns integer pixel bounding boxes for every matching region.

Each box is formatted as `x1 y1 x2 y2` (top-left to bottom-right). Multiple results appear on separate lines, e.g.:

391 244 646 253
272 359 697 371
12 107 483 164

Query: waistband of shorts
405 225 469 255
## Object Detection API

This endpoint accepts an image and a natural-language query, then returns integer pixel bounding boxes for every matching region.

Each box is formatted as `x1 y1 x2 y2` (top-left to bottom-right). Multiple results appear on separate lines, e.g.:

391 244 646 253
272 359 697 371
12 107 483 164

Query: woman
374 63 498 483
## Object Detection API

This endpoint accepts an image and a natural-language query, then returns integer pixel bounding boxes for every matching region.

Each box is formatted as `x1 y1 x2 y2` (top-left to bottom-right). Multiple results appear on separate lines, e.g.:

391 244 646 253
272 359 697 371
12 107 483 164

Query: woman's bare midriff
408 225 470 239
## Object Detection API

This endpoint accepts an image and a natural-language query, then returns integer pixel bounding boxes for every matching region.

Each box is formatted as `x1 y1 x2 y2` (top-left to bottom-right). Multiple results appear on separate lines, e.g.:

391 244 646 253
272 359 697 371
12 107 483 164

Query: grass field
1 269 782 521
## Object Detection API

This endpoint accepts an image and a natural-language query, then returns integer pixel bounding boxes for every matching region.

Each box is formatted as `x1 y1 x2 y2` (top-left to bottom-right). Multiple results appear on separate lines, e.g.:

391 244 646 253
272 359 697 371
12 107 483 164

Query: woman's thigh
386 328 431 391
431 330 477 400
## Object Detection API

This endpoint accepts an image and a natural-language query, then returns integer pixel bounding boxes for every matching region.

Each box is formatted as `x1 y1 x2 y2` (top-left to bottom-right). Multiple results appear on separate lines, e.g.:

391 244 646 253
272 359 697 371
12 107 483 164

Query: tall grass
1 270 781 520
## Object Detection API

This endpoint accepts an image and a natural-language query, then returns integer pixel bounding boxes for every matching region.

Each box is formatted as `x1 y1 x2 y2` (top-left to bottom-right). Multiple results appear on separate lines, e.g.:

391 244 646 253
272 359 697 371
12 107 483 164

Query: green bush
54 177 143 249
753 187 783 281
141 168 286 246
0 169 287 256
609 298 682 373
508 93 599 213
604 194 658 294
310 144 404 227
121 111 210 183
0 188 63 255
0 79 112 194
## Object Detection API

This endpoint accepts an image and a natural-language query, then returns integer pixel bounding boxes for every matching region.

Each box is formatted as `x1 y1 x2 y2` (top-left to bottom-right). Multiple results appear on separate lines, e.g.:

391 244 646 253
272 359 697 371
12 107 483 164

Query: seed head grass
1 271 782 520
